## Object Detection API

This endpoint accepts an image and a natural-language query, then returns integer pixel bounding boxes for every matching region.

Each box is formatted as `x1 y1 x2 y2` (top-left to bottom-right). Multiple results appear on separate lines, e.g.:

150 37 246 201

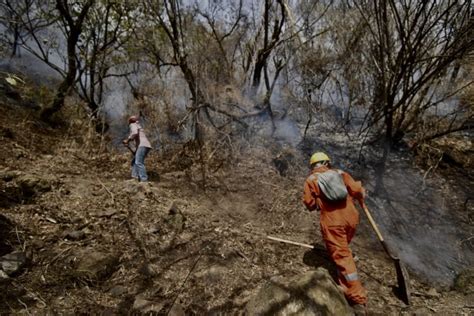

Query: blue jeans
131 147 150 181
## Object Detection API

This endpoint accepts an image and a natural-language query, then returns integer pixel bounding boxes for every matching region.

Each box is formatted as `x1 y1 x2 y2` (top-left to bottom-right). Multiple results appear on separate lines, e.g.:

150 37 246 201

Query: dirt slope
0 94 472 315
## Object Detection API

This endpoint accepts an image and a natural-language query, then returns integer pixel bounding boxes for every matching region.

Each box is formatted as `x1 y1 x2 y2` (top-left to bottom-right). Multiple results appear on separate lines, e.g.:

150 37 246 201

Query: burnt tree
40 0 93 122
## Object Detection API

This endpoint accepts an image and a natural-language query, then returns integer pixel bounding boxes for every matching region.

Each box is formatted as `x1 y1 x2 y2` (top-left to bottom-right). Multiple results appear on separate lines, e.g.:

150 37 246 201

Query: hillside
0 82 473 315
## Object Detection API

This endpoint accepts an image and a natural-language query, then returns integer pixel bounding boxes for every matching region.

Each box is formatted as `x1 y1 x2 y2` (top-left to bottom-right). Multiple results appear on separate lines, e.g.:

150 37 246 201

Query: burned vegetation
0 0 473 315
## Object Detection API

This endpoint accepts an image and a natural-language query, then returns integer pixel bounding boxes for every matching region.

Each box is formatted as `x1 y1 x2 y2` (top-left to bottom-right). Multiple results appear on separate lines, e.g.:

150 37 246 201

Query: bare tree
0 0 31 57
0 0 56 58
40 0 93 121
195 0 245 84
250 0 286 96
76 1 132 117
354 0 474 145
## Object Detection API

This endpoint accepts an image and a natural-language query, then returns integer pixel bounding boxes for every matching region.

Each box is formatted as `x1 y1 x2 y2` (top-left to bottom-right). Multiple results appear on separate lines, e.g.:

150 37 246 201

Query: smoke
0 47 63 87
101 76 133 146
358 147 472 286
272 118 302 147
103 78 131 121
0 17 66 85
304 132 473 287
3 1 471 288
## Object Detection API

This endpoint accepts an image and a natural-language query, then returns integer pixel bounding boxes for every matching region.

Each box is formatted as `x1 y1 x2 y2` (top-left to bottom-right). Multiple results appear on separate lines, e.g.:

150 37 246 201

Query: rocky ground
0 86 473 315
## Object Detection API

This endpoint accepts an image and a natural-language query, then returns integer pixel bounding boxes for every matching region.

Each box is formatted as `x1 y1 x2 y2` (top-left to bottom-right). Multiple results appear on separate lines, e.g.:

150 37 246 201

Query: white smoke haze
0 24 65 86
101 76 133 146
1 0 471 289
103 77 131 121
169 5 473 286
319 136 474 287
4 22 66 82
104 65 201 150
98 58 474 287
369 192 461 285
273 118 302 147
0 54 61 86
299 129 473 287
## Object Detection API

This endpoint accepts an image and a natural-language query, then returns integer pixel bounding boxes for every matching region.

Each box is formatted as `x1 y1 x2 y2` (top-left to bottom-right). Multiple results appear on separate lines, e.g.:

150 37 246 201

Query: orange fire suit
303 165 367 305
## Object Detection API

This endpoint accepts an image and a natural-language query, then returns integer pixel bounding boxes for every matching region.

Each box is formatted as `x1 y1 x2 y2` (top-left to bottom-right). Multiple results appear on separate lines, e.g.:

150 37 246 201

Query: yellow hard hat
310 152 330 165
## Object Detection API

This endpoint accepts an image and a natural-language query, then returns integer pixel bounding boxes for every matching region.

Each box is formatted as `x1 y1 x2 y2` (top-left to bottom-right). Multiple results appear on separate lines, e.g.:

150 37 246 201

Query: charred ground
0 88 473 315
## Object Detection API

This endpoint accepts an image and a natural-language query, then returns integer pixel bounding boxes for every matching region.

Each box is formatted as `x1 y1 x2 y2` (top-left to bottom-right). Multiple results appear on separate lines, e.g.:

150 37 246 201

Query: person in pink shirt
122 115 152 182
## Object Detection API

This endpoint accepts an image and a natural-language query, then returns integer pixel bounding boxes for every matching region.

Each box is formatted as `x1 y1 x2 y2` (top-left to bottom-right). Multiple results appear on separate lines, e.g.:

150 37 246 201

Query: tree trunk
251 58 265 95
40 0 93 122
40 32 78 121
250 0 270 96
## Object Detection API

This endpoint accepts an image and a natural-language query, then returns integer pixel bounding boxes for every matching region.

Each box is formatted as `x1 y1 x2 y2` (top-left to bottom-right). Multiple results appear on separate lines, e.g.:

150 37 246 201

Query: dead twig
165 245 208 316
18 285 48 308
15 226 26 252
97 178 115 205
457 235 474 247
415 145 443 197
44 246 73 275
124 212 150 261
17 298 30 315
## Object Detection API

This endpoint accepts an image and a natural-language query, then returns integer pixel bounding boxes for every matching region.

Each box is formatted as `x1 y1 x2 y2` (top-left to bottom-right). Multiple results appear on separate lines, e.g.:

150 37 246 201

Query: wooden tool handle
361 203 399 259
126 144 136 155
361 203 385 242
266 235 314 249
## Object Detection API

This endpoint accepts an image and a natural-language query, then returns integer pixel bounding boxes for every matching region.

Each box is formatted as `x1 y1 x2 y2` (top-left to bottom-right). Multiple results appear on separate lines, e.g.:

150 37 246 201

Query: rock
109 285 128 297
0 251 27 276
0 269 10 281
50 295 76 313
64 230 86 241
21 99 40 110
195 265 228 283
45 217 57 224
0 169 22 182
246 267 352 316
16 174 53 197
168 201 178 214
96 208 117 218
0 127 14 139
165 205 186 232
0 214 15 256
70 249 119 282
454 268 474 294
426 287 440 298
352 304 367 316
168 303 185 316
464 293 474 305
411 306 433 315
139 263 159 277
1 80 21 100
273 149 296 176
147 226 160 234
99 307 116 316
123 180 154 196
132 295 165 314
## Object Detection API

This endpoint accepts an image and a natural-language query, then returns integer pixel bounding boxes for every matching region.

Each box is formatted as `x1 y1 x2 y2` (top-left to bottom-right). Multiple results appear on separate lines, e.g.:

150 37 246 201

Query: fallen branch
266 235 314 249
165 244 208 315
97 178 115 205
44 246 73 275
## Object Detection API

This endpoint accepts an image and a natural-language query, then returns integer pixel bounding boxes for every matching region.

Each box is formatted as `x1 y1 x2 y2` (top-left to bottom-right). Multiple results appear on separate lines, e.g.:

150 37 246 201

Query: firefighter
303 152 367 313
122 115 152 182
